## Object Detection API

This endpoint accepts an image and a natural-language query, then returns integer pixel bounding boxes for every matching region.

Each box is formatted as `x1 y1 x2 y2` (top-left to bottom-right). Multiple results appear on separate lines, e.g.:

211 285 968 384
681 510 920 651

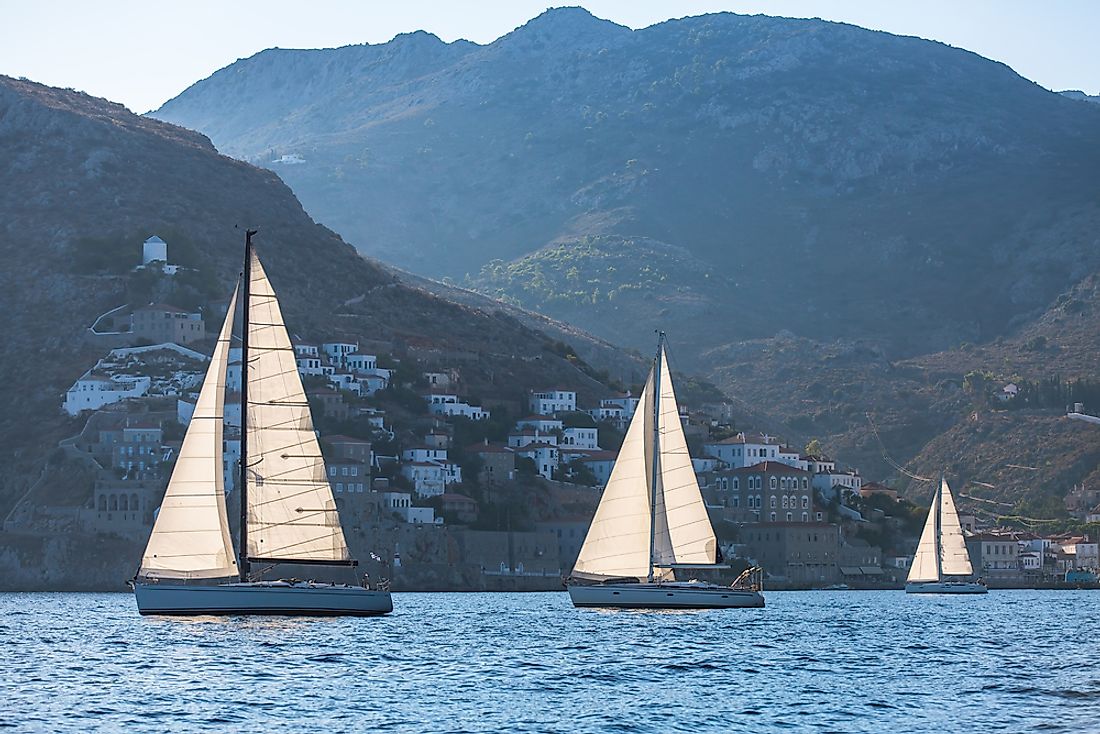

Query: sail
572 342 719 582
652 350 718 570
244 251 350 562
939 478 974 576
572 372 656 580
907 485 941 583
138 287 239 580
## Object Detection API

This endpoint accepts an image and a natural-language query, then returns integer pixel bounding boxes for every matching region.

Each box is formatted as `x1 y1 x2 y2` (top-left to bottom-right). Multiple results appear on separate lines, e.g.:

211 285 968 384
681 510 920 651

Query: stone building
740 522 841 586
714 462 820 524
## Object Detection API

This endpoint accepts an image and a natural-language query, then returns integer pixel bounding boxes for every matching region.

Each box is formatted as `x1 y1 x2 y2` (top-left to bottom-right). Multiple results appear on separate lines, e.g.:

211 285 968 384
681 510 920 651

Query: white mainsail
652 350 718 570
938 478 974 576
907 477 974 583
244 251 350 563
572 342 717 581
138 287 239 580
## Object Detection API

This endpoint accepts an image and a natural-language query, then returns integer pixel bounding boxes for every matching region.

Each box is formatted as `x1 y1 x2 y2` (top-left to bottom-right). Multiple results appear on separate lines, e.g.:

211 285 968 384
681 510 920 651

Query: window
786 512 793 522
336 483 343 493
770 477 777 490
802 478 809 489
732 496 740 508
770 512 776 522
770 496 777 509
802 513 808 522
732 478 739 491
329 467 336 477
782 496 789 509
350 466 358 476
802 496 810 509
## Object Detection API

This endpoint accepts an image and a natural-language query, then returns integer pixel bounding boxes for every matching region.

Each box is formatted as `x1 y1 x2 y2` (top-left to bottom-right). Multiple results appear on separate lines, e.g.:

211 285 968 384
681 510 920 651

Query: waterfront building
714 462 817 524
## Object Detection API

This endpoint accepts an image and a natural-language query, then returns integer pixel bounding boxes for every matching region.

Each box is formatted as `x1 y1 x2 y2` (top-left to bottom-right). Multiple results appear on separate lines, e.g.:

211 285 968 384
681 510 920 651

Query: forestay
244 252 350 563
138 286 239 580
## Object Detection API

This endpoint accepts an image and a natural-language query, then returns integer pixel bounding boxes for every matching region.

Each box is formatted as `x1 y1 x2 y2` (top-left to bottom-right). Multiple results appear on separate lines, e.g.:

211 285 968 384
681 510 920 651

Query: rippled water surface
3 590 1099 733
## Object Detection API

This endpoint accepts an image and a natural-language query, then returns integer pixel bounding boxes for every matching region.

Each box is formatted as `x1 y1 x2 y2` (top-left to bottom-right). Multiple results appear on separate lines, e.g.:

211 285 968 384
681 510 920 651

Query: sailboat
905 476 987 594
566 334 764 609
132 230 392 616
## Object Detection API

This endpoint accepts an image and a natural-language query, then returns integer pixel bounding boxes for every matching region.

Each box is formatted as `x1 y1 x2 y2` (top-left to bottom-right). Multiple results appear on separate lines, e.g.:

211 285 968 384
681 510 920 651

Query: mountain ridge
153 8 1100 364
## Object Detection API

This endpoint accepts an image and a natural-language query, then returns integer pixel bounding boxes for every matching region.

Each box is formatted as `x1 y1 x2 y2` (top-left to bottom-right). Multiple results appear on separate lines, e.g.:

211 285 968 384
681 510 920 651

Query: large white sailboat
132 231 392 616
567 334 764 609
905 476 987 595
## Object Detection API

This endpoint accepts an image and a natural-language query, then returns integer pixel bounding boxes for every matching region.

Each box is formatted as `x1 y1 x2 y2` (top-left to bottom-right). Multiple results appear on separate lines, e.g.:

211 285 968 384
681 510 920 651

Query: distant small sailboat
566 333 764 609
132 230 392 616
905 476 987 595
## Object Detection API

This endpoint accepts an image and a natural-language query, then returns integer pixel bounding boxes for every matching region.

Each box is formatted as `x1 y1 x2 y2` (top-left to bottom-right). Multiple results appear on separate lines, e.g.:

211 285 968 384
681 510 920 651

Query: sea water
2 590 1097 733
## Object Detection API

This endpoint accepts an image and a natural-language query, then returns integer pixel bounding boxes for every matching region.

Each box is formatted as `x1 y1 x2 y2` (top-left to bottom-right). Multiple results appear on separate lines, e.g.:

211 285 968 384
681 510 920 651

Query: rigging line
865 412 932 483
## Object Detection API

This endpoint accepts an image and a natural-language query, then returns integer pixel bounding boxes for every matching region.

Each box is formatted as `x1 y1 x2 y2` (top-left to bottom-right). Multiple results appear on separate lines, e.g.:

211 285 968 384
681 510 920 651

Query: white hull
568 582 764 609
134 581 393 616
905 580 987 595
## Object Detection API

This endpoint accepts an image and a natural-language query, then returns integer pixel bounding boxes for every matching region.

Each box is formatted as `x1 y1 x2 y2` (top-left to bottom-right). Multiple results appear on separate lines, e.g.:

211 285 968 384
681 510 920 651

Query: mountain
0 75 647 527
154 7 1100 363
1060 90 1100 104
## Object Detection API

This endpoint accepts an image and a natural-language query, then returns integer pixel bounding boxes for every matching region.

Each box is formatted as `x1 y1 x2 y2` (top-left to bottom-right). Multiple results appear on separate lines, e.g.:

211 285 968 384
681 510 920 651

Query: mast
646 331 664 583
238 229 257 582
934 473 943 582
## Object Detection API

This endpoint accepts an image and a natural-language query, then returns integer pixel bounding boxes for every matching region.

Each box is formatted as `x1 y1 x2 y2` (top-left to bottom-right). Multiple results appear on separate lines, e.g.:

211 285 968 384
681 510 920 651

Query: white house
401 462 446 498
529 389 576 415
514 442 559 480
424 393 489 420
64 373 151 415
296 353 326 377
812 469 863 499
508 428 558 448
516 416 564 433
323 342 358 368
402 446 448 463
561 426 599 449
345 353 377 374
703 433 783 469
587 404 624 425
601 393 640 419
292 342 320 358
692 456 720 473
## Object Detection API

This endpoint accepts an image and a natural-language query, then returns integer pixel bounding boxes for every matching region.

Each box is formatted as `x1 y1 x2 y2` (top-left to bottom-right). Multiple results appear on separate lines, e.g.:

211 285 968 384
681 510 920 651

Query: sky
1 0 1097 113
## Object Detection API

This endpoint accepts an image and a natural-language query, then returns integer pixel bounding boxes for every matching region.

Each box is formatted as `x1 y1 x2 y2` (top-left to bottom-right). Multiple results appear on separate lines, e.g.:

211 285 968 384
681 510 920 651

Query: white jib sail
938 478 974 576
244 251 349 562
139 286 239 580
907 482 942 583
572 372 656 580
651 350 718 573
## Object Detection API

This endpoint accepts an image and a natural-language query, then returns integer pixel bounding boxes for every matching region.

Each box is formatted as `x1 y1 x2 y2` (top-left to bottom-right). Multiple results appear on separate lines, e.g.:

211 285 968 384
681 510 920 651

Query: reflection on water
2 590 1098 733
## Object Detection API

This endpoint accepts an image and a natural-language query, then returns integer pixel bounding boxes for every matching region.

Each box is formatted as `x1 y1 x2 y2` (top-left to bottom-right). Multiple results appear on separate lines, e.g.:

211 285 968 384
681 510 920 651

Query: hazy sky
2 1 1097 113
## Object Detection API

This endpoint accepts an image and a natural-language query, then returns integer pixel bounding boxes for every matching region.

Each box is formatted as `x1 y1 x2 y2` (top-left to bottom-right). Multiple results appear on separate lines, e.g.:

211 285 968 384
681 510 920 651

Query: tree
804 438 823 457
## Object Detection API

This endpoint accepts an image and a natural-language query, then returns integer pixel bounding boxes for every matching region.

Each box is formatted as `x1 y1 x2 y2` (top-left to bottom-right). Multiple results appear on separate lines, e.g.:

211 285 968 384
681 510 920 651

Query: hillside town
6 237 1097 590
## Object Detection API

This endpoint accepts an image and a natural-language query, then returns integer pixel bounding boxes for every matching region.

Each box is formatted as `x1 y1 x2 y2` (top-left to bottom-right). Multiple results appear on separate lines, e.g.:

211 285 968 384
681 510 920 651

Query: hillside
0 75 645 521
155 7 1100 363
